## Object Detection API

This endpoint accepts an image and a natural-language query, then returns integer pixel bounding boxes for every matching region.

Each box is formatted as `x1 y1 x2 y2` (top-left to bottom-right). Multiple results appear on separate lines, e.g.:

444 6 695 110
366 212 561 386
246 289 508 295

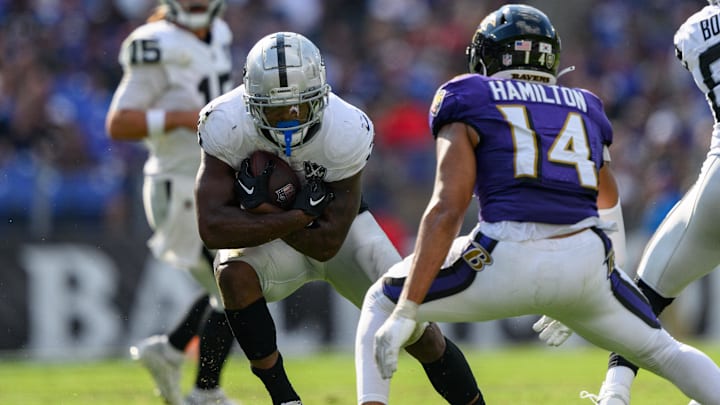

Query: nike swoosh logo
309 195 325 206
238 181 255 195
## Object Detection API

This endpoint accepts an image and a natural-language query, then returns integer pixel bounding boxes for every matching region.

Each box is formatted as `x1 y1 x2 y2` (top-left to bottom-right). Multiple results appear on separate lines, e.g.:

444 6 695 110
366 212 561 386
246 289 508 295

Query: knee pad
225 298 277 360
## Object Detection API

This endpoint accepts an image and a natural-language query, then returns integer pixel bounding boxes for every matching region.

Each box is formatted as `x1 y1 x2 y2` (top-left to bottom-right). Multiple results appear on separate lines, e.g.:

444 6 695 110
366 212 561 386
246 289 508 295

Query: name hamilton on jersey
488 80 587 113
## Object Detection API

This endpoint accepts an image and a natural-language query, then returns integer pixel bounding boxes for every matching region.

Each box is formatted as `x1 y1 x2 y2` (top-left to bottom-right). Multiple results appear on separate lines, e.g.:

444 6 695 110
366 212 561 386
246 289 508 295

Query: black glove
293 178 334 217
235 158 274 209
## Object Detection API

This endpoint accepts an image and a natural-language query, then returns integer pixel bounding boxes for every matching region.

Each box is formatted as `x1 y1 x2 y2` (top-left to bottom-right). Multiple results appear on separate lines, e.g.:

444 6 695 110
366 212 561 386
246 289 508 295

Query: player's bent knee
216 261 263 309
405 322 446 363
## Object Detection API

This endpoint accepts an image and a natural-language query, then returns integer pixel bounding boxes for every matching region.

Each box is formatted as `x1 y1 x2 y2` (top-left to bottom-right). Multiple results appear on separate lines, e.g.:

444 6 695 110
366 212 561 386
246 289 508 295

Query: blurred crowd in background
0 0 713 261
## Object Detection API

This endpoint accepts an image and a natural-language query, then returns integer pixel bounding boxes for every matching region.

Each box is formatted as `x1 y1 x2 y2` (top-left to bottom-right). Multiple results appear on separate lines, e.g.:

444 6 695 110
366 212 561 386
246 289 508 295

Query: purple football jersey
429 74 613 224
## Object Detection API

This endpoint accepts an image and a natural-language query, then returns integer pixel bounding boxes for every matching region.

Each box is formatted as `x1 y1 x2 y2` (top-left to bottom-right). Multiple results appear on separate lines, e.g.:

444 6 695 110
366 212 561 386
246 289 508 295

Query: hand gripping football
248 150 300 209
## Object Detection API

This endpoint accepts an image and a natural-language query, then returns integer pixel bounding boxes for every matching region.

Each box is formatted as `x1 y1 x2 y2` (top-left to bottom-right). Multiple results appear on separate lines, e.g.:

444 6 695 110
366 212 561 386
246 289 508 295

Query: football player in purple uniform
106 1 236 404
353 4 720 405
566 1 720 404
194 32 481 405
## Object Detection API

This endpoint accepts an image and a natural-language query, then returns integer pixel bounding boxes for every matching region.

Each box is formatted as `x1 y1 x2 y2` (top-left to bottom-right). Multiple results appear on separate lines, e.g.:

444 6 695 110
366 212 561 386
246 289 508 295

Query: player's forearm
283 178 361 261
106 109 200 140
282 204 356 261
199 207 311 249
106 109 147 140
164 110 202 132
401 204 463 305
282 216 350 261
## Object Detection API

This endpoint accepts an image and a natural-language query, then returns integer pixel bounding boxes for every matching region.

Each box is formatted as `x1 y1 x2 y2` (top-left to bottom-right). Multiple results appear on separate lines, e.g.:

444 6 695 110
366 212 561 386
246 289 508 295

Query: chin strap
557 65 576 80
283 131 292 156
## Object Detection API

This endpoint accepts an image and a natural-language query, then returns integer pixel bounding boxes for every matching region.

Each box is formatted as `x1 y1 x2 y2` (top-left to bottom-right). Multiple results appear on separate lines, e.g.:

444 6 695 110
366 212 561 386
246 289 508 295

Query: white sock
605 365 636 388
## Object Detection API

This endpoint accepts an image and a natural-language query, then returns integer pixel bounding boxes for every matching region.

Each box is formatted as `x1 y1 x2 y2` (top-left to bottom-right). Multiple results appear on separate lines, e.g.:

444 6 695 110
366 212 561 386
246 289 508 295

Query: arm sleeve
600 145 627 270
600 200 627 271
111 28 169 111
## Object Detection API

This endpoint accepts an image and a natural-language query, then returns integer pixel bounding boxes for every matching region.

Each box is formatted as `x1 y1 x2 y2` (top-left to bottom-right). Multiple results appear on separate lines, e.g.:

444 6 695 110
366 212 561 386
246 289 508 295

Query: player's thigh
324 254 375 308
380 235 527 322
341 212 402 279
639 156 720 297
564 272 667 371
217 240 319 303
143 175 205 268
142 176 169 230
411 230 608 323
142 175 196 226
380 235 495 322
325 212 402 307
189 250 223 307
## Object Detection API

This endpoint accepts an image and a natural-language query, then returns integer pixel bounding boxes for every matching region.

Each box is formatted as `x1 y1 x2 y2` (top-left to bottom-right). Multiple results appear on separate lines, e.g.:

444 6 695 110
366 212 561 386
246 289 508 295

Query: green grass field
0 342 716 404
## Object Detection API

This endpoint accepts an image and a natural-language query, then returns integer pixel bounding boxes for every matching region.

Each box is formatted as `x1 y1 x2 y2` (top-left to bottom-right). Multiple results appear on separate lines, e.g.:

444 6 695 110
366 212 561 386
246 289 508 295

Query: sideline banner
1 229 716 360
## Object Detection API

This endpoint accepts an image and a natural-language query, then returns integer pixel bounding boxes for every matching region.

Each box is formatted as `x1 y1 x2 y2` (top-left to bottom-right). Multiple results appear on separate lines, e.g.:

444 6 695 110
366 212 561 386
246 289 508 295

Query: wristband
146 109 166 139
394 299 419 320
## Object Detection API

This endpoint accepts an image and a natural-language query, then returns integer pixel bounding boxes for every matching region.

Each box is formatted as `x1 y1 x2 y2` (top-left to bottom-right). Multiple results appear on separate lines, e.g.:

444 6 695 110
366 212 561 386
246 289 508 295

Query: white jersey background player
194 31 482 405
106 1 236 404
535 2 720 404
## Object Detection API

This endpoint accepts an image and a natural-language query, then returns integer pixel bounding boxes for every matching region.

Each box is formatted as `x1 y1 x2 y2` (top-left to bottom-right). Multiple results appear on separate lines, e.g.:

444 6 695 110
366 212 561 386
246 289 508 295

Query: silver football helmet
160 0 224 30
243 32 331 156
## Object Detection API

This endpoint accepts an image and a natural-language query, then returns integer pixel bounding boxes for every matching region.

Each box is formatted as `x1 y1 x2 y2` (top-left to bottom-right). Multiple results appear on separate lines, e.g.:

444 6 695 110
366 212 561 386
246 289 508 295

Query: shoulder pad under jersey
118 20 199 68
197 86 249 168
674 6 720 93
321 94 375 177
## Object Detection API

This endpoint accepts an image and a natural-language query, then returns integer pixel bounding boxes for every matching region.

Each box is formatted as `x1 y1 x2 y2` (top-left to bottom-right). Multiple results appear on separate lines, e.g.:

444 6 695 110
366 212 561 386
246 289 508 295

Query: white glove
532 315 573 347
374 300 419 379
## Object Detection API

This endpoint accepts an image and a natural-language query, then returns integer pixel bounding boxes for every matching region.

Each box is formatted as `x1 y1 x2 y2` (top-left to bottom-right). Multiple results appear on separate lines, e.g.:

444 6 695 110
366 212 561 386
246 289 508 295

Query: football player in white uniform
354 4 720 405
195 32 482 405
105 1 236 404
573 2 720 404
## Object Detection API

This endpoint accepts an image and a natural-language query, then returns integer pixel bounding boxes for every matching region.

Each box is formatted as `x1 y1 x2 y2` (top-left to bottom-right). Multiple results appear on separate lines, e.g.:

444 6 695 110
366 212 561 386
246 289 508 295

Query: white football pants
355 227 720 404
637 154 720 297
215 211 402 307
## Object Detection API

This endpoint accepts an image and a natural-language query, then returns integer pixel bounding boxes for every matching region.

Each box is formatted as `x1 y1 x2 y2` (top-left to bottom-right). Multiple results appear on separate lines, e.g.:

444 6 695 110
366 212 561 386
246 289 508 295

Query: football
248 150 301 209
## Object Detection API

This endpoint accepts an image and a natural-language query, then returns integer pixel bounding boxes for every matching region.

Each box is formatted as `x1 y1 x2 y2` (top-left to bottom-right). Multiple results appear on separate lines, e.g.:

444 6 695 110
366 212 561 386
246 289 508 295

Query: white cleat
580 382 630 405
183 387 239 405
130 335 185 405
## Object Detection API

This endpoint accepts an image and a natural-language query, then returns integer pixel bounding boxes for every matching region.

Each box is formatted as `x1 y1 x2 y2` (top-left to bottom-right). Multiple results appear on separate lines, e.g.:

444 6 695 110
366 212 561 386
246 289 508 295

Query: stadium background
2 0 720 361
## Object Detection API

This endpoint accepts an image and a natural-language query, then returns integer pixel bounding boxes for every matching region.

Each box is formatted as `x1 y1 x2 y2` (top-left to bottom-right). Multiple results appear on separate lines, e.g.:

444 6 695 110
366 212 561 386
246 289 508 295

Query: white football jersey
674 5 720 156
197 86 375 183
109 19 234 177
